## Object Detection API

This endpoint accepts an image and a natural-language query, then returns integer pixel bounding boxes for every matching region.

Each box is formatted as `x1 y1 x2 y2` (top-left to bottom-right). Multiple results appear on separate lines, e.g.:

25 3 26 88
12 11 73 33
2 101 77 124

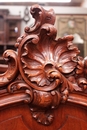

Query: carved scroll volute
24 4 56 34
0 50 18 87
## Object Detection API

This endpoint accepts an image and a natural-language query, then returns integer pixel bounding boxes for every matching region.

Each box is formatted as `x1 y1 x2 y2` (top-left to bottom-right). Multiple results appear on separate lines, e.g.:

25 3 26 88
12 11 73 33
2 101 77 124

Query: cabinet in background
6 15 21 46
0 9 22 63
0 9 9 45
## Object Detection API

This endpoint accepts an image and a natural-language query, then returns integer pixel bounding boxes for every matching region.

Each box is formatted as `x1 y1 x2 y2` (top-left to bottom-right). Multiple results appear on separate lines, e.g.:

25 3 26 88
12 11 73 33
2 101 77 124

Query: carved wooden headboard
0 4 87 130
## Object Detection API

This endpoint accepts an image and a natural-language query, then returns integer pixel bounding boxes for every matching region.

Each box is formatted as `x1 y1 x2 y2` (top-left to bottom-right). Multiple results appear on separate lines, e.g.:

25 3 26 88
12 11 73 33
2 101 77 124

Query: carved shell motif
16 4 80 93
15 4 85 125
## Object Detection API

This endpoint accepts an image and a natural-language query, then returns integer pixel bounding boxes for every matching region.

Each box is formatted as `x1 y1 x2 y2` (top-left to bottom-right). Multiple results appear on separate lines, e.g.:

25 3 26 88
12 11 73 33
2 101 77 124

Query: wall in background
1 5 87 35
0 4 87 58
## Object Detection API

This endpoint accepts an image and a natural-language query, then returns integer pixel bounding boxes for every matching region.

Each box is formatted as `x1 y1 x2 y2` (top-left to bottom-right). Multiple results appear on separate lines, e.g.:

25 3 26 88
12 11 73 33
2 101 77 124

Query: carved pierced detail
0 4 87 125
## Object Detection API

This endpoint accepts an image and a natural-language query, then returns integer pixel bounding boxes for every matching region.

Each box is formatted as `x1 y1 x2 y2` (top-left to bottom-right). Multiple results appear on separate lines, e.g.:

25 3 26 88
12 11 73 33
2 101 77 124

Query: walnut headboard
0 4 87 130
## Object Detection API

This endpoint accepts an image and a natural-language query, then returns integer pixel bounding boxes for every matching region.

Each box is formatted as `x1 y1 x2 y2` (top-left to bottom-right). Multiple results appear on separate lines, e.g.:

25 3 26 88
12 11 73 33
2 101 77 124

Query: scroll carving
0 50 18 87
0 4 87 125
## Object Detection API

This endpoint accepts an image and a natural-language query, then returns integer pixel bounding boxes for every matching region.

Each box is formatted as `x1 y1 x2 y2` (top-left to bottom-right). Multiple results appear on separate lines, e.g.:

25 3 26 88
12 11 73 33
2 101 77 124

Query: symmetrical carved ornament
0 4 87 125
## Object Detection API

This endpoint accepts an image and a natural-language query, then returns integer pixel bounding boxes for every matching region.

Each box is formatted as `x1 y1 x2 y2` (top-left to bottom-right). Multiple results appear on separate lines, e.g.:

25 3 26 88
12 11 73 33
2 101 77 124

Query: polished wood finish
0 4 87 130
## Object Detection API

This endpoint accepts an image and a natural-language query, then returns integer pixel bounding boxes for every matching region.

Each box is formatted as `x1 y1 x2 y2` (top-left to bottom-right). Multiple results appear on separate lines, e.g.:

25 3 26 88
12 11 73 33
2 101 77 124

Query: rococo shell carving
0 4 87 126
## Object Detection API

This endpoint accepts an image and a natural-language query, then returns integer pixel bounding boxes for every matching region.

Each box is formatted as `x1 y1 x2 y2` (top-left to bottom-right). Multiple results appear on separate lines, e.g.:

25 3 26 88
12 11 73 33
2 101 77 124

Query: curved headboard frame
0 4 87 126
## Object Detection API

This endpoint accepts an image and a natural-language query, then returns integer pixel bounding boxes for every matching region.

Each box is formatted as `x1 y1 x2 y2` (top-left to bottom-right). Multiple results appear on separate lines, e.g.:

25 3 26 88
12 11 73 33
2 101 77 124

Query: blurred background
0 0 87 64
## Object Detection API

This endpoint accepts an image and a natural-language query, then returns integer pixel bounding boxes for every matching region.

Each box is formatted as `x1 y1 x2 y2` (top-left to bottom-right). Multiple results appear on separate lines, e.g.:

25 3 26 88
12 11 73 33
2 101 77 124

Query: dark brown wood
0 4 87 130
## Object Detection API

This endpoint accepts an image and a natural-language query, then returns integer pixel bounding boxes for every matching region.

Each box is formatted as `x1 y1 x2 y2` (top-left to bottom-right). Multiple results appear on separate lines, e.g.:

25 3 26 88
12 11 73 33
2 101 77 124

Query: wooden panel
0 116 29 130
0 103 87 130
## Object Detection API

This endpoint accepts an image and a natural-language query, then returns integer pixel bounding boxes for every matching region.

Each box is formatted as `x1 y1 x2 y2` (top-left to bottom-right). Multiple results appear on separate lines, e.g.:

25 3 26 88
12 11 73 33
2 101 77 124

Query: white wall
82 0 87 7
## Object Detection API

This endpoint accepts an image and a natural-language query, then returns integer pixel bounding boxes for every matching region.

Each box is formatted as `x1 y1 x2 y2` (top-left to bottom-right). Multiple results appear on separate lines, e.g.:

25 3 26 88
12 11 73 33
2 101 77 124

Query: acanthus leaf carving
75 56 87 90
7 79 33 103
24 4 56 34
